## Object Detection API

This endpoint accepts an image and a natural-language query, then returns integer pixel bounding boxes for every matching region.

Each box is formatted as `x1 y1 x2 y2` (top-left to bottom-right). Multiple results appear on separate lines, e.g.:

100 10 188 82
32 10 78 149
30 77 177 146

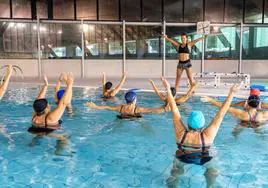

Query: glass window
37 0 48 19
99 0 119 20
126 26 162 59
245 0 263 23
205 0 224 22
83 24 122 59
205 26 240 59
243 26 268 59
184 0 203 22
76 0 97 20
264 0 268 23
143 0 162 21
224 0 243 23
121 0 141 21
40 23 82 59
12 0 31 18
0 0 10 18
53 0 74 19
165 26 201 60
164 0 183 22
1 22 38 58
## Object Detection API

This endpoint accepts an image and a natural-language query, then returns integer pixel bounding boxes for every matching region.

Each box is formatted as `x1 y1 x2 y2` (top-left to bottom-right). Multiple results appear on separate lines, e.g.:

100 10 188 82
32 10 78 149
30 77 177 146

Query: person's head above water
250 89 260 97
57 89 65 100
33 99 49 115
104 82 113 90
181 33 188 44
125 90 137 104
188 111 205 130
247 95 260 108
170 87 176 97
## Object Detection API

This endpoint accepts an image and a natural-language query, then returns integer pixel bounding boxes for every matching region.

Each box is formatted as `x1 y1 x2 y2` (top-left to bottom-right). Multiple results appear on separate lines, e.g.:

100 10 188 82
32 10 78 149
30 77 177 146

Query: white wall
0 59 267 78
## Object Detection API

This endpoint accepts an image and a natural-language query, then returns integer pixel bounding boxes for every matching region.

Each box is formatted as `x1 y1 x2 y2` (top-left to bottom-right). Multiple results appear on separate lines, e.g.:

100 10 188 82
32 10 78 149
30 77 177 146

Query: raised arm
47 73 73 124
149 79 166 101
110 72 127 96
36 76 48 99
175 83 196 104
161 77 186 141
162 34 181 47
87 102 121 111
0 65 13 100
102 72 106 95
203 86 238 143
188 36 205 48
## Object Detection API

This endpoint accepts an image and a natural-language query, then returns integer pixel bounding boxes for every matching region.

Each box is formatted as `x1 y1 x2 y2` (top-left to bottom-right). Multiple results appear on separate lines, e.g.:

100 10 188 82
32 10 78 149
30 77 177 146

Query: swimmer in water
54 73 73 116
102 71 127 99
0 64 13 100
149 79 197 105
28 73 73 155
162 33 205 91
87 89 169 119
161 77 237 188
231 88 268 110
202 91 268 125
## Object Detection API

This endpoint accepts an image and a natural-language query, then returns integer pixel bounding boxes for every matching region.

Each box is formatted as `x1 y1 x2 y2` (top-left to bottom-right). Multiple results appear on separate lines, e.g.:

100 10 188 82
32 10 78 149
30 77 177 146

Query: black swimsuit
177 44 192 69
176 131 212 166
28 114 62 134
116 105 142 119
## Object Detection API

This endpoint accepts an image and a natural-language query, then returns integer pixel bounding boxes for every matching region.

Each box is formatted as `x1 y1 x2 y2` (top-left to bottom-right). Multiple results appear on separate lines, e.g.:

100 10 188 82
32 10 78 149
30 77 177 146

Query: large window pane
143 0 162 21
12 0 31 18
245 0 263 23
184 0 203 22
77 0 97 20
37 0 48 19
0 0 10 18
205 26 240 59
126 26 161 59
121 0 141 21
0 22 37 58
243 26 268 59
205 0 224 22
264 0 268 23
164 0 183 22
99 0 119 20
83 24 122 59
224 0 243 23
53 0 74 19
165 26 202 60
40 23 81 59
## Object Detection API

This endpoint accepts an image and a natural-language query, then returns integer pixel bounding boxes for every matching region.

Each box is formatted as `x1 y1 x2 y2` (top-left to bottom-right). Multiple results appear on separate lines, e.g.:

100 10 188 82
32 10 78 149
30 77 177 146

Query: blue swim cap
57 89 65 100
125 90 137 103
188 111 205 129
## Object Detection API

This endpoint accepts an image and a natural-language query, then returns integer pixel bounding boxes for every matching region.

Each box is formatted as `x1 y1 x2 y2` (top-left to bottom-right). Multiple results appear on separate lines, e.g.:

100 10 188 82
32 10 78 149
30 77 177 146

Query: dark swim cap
105 82 113 90
33 99 48 114
170 87 176 97
125 91 137 103
57 89 65 100
248 95 260 108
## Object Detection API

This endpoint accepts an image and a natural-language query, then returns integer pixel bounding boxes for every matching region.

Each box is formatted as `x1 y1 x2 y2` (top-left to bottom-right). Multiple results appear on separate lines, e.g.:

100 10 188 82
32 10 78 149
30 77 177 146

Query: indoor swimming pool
0 85 268 187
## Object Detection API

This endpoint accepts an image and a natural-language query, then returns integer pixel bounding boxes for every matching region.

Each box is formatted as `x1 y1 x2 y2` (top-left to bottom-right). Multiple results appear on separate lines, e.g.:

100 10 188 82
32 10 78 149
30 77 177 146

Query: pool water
1 86 268 188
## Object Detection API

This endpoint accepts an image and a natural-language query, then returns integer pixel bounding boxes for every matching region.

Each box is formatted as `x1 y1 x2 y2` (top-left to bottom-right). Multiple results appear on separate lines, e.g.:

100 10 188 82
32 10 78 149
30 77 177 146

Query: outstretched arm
47 73 73 124
87 102 121 111
161 77 186 141
36 76 48 99
110 72 127 96
162 34 181 47
135 105 168 114
231 100 246 107
261 102 268 109
175 83 197 104
203 86 238 143
188 36 205 48
149 79 166 101
102 72 106 95
0 65 13 100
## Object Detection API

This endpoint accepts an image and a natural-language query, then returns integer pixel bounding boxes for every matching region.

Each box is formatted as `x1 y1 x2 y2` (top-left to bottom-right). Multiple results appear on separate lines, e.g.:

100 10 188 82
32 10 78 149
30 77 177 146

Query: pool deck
9 76 268 99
